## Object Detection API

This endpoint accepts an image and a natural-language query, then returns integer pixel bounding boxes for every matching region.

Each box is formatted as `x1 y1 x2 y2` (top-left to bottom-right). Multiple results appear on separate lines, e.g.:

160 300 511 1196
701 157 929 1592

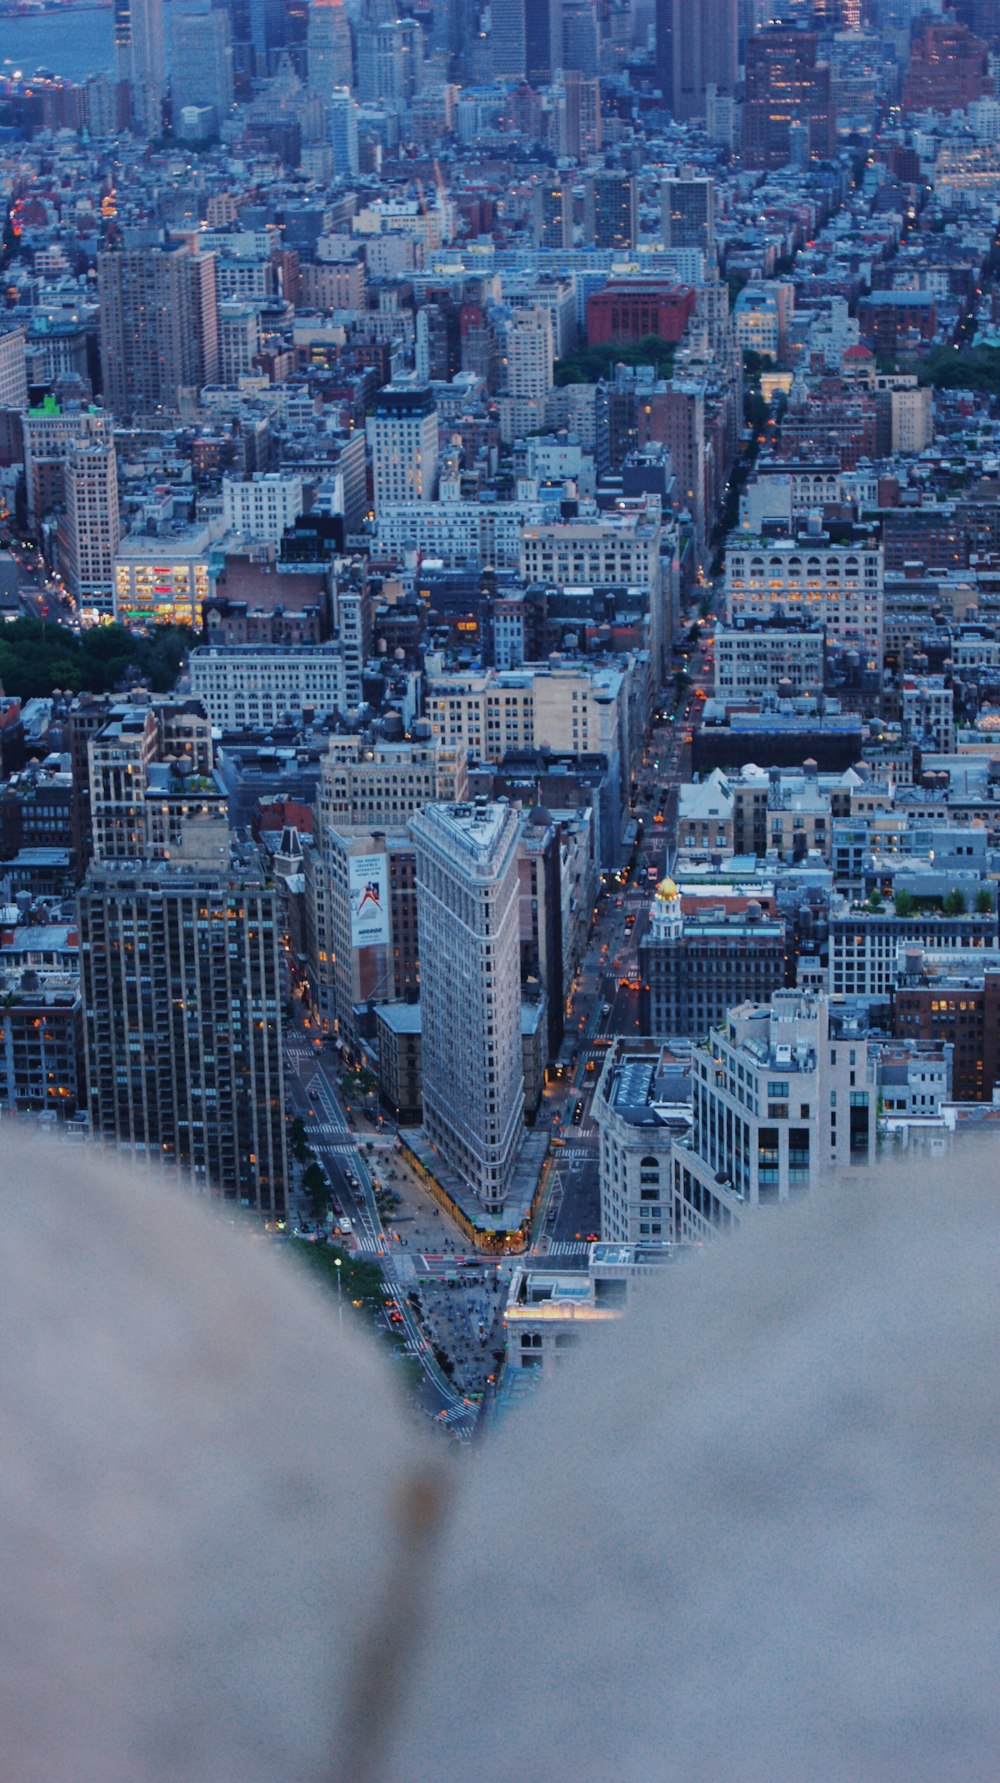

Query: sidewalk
371 1140 477 1258
371 1142 512 1405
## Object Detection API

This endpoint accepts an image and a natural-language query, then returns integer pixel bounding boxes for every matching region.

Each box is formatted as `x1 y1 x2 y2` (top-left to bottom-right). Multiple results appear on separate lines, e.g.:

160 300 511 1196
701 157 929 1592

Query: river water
1 4 177 83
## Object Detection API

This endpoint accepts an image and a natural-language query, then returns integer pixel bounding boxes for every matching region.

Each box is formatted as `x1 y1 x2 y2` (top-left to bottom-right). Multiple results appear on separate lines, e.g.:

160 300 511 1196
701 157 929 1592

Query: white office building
113 521 219 627
222 472 304 542
411 800 524 1214
217 302 262 386
374 496 545 567
0 326 28 412
725 529 884 656
189 644 347 730
328 85 359 177
669 991 876 1243
498 304 555 443
594 1040 692 1246
424 662 630 786
713 622 825 701
367 383 439 516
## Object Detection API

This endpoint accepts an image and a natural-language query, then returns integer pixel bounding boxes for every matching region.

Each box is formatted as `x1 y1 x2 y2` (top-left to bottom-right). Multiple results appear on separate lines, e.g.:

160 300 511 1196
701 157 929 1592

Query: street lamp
334 1257 343 1330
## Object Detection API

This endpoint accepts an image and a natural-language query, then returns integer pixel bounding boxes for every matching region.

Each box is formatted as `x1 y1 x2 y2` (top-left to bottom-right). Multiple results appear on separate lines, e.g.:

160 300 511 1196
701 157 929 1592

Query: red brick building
894 969 1000 1103
903 21 991 114
778 383 884 470
857 291 937 357
587 282 696 348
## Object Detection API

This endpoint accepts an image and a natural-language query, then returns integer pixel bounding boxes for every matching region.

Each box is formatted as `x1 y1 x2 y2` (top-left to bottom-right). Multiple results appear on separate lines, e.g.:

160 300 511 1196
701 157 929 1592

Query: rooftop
413 799 516 865
603 1044 692 1128
374 1002 422 1035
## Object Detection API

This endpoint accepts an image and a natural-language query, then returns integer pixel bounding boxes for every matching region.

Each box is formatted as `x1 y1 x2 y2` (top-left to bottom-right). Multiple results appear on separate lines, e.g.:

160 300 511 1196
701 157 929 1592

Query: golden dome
654 876 679 902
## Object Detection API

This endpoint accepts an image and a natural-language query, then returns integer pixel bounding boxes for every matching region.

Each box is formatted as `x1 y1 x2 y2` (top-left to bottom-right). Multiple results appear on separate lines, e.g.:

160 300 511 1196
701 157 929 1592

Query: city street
533 615 716 1250
284 1033 482 1438
280 623 718 1418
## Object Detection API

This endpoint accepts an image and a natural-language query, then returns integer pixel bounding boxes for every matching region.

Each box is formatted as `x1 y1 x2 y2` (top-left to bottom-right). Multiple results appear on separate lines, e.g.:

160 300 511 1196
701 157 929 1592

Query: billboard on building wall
349 854 390 949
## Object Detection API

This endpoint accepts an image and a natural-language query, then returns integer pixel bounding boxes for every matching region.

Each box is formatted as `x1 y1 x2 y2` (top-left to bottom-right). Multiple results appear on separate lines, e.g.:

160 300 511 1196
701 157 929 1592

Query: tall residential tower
97 238 218 419
79 846 288 1214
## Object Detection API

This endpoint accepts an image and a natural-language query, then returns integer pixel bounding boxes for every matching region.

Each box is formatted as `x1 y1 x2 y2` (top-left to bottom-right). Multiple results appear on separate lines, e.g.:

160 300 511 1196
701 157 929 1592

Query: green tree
975 887 994 915
745 390 769 439
0 617 193 701
727 272 749 310
919 346 1000 397
944 889 967 917
553 335 676 388
302 1161 330 1221
893 889 915 918
290 1115 310 1163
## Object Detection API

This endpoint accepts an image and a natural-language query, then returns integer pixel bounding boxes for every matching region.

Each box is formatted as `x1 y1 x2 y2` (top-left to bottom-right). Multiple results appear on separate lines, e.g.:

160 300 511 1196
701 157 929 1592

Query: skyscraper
560 68 602 158
661 176 715 258
244 0 268 73
307 0 353 96
562 0 599 76
328 85 360 176
524 0 561 85
114 0 166 135
490 0 527 81
902 18 991 114
656 0 737 120
61 441 121 614
367 384 439 515
22 403 113 527
532 179 574 249
411 800 524 1215
500 304 554 439
0 326 28 412
170 2 234 132
505 304 554 401
78 846 288 1214
743 27 835 168
217 300 262 384
355 18 424 106
83 696 216 867
97 239 218 419
188 239 220 389
77 693 286 1212
584 170 638 250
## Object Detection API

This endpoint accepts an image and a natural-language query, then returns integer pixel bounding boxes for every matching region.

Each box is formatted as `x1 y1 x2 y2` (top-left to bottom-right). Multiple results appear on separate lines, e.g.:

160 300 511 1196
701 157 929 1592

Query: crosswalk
439 1402 476 1428
545 1239 592 1257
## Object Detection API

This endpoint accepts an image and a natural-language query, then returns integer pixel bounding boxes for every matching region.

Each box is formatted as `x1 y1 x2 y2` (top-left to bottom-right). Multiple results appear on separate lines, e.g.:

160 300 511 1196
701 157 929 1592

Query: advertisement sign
349 854 390 949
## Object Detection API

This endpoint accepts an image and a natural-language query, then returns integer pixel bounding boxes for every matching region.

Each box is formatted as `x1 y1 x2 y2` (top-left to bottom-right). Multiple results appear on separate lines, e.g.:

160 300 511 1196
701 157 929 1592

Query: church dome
655 876 679 902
